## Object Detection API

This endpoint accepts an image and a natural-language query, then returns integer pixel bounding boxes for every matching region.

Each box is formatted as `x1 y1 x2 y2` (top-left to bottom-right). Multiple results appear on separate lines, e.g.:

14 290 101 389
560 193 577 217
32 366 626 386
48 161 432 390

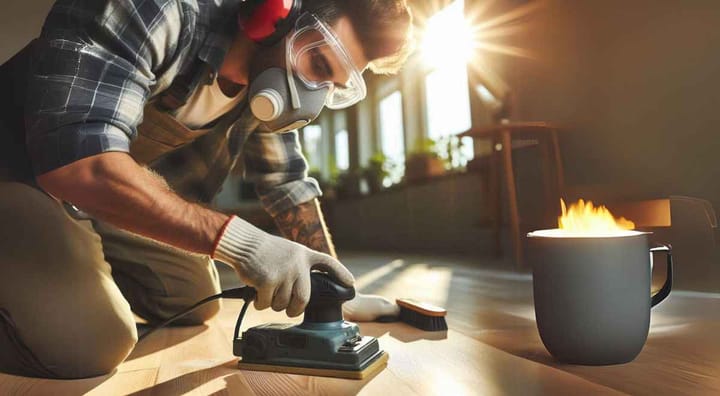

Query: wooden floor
1 251 719 395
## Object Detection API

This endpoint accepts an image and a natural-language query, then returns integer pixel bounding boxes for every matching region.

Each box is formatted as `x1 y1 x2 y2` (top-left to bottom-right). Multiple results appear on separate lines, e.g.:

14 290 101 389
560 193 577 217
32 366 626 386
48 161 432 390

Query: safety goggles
285 12 367 110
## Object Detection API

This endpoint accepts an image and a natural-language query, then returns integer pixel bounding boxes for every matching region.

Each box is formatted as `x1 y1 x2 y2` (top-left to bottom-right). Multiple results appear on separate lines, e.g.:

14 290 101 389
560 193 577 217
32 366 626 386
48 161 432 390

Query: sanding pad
238 351 389 380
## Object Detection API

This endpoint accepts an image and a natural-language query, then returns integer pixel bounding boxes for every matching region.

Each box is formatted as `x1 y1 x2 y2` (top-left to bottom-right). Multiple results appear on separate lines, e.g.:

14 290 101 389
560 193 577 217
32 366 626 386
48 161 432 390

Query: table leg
551 130 565 195
501 130 522 267
540 137 560 226
490 138 503 258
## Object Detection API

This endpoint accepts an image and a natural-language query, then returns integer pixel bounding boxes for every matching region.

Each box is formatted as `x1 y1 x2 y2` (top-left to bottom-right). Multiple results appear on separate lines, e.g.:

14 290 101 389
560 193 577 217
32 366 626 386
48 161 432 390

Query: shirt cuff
27 122 131 175
257 177 323 217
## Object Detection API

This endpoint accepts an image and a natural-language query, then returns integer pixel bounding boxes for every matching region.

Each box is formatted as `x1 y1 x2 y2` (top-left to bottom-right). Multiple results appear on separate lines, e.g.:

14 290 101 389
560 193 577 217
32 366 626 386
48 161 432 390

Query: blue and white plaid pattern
24 0 321 215
243 130 321 216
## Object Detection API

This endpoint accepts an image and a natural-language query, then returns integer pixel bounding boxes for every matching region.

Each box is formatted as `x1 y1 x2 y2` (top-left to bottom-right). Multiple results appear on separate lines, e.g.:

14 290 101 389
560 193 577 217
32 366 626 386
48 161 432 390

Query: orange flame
559 199 635 233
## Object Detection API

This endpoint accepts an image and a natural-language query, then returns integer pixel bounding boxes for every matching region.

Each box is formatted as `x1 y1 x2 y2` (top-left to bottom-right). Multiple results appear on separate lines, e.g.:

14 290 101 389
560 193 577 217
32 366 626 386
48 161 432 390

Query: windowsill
329 167 481 203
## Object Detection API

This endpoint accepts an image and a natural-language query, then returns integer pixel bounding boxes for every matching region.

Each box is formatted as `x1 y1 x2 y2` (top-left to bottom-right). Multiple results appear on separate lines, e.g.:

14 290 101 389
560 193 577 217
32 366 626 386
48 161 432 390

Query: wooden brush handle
396 298 447 317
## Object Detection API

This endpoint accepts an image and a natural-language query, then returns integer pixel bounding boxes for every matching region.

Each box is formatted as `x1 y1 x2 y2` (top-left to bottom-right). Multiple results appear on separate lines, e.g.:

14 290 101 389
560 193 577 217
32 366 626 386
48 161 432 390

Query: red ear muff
239 0 301 45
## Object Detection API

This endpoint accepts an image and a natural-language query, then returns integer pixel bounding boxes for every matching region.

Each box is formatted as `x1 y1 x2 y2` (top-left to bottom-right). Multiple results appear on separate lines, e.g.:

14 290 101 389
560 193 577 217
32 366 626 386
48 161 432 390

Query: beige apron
130 97 254 203
129 103 214 165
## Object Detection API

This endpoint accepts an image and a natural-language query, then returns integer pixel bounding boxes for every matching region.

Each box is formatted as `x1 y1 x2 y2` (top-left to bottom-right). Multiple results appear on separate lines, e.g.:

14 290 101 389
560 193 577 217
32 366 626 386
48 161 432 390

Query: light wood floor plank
0 368 158 396
1 251 718 395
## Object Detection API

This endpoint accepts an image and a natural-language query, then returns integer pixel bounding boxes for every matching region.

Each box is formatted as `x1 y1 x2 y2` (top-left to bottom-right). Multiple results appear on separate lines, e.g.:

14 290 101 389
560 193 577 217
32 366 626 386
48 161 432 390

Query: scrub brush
396 298 448 331
375 298 448 331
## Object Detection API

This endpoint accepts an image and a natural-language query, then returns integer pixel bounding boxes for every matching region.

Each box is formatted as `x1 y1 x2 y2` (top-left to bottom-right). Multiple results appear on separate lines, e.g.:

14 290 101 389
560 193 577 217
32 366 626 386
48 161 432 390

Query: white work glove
212 216 355 317
343 293 400 322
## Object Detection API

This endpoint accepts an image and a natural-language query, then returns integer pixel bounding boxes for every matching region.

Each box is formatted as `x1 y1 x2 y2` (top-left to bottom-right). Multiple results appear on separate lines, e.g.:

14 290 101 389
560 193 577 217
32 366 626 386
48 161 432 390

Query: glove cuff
212 215 265 265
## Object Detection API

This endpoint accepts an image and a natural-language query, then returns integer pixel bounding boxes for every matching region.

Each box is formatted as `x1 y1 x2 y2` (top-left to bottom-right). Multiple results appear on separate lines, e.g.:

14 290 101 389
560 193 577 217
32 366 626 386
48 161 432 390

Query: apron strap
155 57 211 112
198 105 257 203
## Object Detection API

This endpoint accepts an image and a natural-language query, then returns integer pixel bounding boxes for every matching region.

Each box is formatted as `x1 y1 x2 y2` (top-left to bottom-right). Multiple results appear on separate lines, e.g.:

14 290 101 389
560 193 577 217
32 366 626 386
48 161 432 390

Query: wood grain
1 252 718 395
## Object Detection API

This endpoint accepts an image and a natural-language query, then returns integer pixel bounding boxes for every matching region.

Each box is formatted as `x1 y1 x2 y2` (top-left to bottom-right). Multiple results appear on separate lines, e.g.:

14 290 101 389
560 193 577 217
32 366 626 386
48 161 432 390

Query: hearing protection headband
238 0 303 46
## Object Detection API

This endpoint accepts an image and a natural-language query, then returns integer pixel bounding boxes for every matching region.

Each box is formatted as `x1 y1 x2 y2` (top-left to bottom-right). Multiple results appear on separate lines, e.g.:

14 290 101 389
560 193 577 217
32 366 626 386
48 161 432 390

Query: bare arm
37 152 228 254
272 199 337 258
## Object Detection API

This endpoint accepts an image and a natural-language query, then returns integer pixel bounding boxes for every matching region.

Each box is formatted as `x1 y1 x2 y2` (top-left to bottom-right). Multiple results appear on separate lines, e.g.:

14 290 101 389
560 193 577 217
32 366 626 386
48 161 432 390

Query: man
0 0 412 378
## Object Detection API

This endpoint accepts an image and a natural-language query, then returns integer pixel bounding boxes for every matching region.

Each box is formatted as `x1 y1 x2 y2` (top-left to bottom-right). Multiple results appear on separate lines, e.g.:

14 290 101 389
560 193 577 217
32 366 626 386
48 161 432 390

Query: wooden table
1 252 718 395
461 122 565 268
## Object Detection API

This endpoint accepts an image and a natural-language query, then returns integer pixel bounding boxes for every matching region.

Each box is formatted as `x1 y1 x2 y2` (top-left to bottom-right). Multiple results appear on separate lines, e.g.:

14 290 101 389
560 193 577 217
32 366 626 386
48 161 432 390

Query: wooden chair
460 122 565 268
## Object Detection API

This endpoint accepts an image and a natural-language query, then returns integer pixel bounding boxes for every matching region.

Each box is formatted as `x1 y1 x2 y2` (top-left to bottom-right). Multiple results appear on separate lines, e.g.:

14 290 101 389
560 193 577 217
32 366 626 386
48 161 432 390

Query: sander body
233 273 388 379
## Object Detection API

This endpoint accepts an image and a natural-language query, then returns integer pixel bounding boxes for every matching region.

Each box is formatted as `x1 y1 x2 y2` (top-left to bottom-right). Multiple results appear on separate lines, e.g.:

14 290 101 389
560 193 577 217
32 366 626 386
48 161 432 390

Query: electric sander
138 272 389 379
139 268 446 378
233 272 388 379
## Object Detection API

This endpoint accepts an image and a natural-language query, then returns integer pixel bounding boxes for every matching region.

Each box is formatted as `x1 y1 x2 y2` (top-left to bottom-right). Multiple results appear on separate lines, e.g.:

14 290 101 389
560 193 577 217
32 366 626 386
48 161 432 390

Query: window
302 125 323 171
332 111 350 172
425 66 472 140
425 66 474 167
378 91 405 183
334 129 349 171
423 0 474 167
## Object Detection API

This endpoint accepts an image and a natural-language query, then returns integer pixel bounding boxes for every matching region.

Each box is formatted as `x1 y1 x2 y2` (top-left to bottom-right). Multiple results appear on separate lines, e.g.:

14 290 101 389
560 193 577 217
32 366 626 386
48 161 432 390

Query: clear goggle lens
287 13 367 110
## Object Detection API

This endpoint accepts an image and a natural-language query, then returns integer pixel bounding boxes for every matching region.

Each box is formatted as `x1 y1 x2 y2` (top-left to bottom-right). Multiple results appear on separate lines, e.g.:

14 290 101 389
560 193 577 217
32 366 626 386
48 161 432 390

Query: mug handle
649 244 673 307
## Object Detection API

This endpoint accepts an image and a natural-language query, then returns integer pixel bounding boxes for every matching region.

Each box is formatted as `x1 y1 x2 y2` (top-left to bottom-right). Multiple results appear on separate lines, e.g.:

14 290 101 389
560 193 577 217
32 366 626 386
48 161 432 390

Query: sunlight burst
418 0 544 71
420 2 476 69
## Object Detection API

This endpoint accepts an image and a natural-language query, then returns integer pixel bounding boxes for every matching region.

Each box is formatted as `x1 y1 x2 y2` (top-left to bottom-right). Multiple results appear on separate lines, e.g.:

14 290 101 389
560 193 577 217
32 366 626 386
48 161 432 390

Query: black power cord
138 286 256 341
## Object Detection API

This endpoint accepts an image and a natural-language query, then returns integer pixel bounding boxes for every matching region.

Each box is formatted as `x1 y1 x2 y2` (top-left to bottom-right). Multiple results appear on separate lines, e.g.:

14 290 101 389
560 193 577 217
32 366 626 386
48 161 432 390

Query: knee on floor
45 310 138 379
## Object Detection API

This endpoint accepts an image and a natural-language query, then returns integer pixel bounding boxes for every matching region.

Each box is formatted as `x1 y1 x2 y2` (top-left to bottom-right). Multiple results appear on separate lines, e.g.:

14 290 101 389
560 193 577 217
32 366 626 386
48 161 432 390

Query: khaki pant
0 181 222 379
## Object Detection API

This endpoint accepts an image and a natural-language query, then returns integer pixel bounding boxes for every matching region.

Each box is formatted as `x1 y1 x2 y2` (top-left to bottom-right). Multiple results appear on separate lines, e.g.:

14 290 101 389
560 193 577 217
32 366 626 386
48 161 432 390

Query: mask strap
285 39 302 109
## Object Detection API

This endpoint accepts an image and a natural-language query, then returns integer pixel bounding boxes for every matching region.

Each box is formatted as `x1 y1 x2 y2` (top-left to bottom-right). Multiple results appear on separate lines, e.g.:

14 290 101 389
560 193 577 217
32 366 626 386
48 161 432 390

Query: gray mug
527 230 673 365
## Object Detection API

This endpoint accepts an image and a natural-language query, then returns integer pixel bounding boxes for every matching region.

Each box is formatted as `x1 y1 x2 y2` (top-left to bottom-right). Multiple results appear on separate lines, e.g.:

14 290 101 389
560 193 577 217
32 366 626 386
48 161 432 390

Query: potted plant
441 135 472 170
404 138 447 183
362 152 391 194
335 169 363 199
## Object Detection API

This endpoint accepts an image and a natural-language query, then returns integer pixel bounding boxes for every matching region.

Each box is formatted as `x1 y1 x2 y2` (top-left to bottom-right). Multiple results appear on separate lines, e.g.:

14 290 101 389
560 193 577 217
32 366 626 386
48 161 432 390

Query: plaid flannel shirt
24 0 321 216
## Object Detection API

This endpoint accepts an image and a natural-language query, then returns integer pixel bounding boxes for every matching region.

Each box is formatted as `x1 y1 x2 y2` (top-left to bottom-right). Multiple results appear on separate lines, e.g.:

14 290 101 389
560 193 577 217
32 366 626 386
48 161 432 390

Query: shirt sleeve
243 129 323 217
24 0 187 174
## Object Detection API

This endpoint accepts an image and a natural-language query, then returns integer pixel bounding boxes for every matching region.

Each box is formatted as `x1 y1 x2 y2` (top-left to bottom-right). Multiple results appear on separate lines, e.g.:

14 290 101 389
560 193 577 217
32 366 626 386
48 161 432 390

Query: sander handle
303 272 356 323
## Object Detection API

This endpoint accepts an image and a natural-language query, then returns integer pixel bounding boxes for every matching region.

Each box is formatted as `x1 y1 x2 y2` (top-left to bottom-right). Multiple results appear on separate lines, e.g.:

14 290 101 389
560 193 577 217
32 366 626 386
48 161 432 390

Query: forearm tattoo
273 199 337 258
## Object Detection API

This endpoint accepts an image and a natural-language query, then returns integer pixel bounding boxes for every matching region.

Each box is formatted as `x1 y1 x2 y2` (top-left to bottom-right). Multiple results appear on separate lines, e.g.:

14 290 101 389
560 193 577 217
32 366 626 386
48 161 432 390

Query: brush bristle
398 305 448 331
